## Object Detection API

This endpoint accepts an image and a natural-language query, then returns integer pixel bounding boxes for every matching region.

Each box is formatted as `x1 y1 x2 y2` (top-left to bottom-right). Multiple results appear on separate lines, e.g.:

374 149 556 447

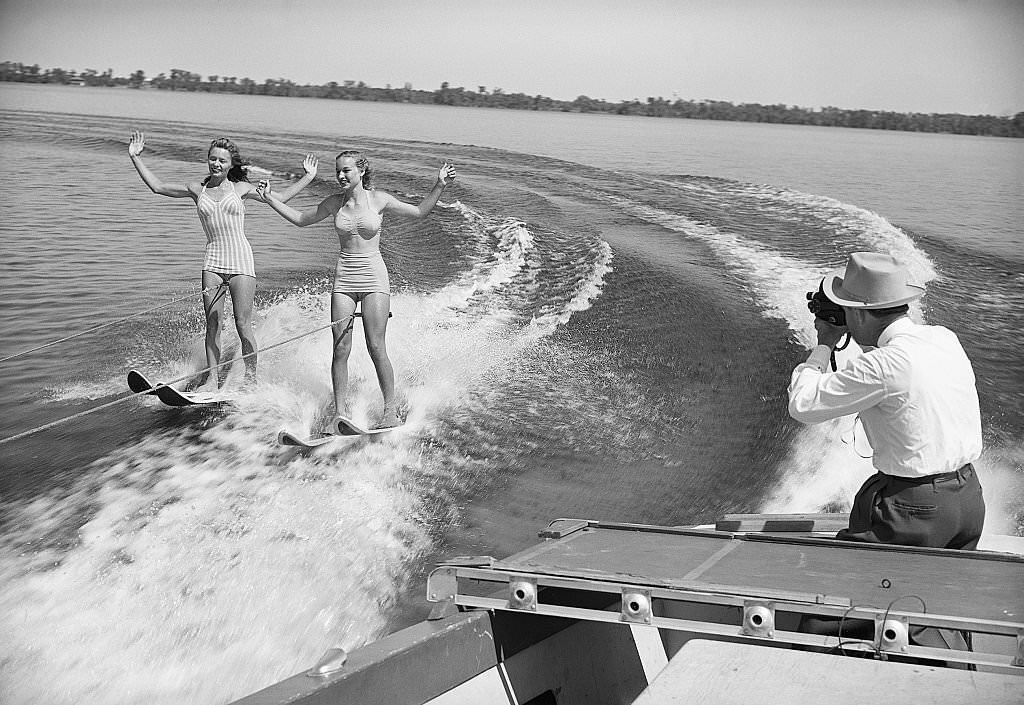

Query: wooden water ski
334 415 402 436
127 369 232 407
127 369 158 395
277 429 342 449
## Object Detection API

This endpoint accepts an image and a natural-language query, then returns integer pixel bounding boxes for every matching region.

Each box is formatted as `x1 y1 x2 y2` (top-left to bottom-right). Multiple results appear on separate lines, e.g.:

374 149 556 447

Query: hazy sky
1 0 1021 115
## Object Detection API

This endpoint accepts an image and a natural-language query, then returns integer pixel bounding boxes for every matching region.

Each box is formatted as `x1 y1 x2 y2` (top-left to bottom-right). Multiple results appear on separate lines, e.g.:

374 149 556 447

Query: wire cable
0 312 369 446
0 283 227 364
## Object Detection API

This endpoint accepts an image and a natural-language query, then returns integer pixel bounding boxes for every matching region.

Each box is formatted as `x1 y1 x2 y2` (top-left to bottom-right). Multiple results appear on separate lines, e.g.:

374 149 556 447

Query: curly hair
336 150 373 189
204 138 250 184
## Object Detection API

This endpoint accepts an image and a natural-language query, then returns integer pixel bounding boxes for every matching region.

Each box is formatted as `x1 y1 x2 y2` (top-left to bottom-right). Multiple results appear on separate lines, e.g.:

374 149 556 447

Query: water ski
277 429 341 449
127 369 232 407
334 416 401 436
127 369 158 395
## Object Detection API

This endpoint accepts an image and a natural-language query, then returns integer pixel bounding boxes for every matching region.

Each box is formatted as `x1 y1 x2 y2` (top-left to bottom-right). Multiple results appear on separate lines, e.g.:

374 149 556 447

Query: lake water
0 83 1021 705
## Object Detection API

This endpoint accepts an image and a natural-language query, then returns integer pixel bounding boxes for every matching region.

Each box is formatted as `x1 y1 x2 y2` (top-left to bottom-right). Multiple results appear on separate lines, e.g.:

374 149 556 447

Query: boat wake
0 200 614 705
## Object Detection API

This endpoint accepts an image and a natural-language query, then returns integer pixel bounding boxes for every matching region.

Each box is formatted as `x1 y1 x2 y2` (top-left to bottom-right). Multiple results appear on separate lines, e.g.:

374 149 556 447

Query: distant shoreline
2 61 1021 138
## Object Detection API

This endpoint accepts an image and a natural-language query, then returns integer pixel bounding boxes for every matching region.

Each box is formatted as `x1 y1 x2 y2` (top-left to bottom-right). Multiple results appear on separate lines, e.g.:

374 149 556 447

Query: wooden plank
716 513 850 533
501 529 734 586
705 539 1024 625
633 639 1024 705
681 540 742 581
538 519 590 539
496 524 1024 626
630 624 669 684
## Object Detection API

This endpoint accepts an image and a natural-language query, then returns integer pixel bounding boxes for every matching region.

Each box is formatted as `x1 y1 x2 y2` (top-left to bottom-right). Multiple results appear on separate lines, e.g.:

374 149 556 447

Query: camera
806 282 846 327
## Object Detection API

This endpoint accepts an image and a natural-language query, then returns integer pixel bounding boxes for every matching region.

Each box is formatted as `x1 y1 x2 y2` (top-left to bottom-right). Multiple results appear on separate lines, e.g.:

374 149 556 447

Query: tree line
3 61 1022 138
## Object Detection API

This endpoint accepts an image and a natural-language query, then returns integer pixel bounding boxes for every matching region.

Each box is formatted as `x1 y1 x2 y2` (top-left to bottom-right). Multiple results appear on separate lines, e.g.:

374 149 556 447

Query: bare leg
330 293 358 417
361 292 399 427
228 274 258 384
192 271 228 390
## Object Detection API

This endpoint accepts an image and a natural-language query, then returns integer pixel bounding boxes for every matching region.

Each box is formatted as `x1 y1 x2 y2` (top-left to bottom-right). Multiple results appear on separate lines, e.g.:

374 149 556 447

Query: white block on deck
633 639 1024 705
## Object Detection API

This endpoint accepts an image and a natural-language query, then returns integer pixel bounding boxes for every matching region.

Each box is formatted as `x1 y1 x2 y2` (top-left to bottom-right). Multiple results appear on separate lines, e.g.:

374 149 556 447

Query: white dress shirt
788 317 982 478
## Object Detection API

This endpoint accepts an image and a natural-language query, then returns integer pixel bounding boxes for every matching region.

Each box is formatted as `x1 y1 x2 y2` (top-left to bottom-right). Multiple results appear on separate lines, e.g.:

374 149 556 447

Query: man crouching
789 252 985 549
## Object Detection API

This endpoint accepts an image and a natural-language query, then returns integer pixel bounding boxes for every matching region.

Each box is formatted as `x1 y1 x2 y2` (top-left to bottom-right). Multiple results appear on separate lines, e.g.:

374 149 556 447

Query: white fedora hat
822 252 925 309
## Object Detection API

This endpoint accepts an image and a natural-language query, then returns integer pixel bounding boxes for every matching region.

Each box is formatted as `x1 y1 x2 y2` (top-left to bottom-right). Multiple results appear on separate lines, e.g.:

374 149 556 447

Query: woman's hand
437 161 457 186
128 130 146 158
302 153 318 177
254 180 272 202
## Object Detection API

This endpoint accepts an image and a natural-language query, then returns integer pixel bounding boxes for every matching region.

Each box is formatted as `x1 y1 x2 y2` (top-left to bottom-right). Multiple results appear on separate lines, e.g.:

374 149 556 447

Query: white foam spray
606 188 1020 536
1 204 614 705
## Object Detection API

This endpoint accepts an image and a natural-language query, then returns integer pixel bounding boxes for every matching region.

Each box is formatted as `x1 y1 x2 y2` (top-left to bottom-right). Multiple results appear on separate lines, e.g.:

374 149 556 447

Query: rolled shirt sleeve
788 346 887 424
786 319 982 477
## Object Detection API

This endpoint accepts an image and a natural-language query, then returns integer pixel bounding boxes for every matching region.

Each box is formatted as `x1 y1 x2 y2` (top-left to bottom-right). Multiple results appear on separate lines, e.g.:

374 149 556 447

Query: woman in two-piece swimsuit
256 150 456 428
128 131 317 389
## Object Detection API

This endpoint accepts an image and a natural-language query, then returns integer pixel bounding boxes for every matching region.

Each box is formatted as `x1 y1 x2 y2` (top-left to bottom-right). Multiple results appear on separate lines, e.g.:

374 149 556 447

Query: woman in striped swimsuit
128 131 317 389
256 151 456 428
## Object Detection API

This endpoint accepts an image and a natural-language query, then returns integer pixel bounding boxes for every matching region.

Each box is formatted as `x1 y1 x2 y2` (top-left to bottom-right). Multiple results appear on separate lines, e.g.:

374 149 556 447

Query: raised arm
380 162 457 219
254 181 334 227
247 154 318 203
127 131 193 198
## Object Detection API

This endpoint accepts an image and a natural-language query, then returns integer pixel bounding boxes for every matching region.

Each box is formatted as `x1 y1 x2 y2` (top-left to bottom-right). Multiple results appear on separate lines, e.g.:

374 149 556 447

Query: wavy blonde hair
336 150 373 188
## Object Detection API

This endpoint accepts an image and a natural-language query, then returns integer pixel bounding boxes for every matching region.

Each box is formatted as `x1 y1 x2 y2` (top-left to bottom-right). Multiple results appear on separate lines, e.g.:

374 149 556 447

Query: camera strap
829 333 852 371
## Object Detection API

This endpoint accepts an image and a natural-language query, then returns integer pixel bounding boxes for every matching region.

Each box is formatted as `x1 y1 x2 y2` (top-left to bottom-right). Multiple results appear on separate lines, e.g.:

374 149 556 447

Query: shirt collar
877 316 915 346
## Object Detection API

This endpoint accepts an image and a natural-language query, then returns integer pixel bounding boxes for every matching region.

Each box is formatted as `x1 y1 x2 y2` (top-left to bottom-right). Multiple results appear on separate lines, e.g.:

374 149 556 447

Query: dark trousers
801 464 986 654
837 464 985 550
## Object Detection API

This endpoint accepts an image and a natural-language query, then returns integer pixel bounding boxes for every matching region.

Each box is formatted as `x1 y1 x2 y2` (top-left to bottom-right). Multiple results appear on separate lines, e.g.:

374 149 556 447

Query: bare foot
196 382 220 395
375 409 402 429
183 372 217 393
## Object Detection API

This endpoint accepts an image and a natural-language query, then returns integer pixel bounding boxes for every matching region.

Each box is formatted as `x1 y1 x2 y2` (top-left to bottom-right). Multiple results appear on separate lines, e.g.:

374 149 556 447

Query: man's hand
814 318 847 349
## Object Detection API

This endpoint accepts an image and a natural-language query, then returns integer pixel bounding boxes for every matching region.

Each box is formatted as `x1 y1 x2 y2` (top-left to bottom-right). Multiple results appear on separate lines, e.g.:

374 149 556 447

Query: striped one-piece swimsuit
196 184 255 277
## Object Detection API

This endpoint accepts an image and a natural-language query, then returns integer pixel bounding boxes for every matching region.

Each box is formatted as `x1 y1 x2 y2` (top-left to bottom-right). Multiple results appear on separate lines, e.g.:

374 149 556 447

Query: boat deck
490 518 1024 626
234 517 1024 705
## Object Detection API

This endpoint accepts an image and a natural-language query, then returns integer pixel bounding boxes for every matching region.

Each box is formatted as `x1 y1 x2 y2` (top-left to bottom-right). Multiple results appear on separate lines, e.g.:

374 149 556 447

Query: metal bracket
440 556 495 567
306 647 348 677
539 519 590 539
1014 629 1024 668
875 615 910 653
621 589 653 624
508 577 538 611
741 601 776 638
427 557 494 605
426 566 458 604
428 599 459 621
